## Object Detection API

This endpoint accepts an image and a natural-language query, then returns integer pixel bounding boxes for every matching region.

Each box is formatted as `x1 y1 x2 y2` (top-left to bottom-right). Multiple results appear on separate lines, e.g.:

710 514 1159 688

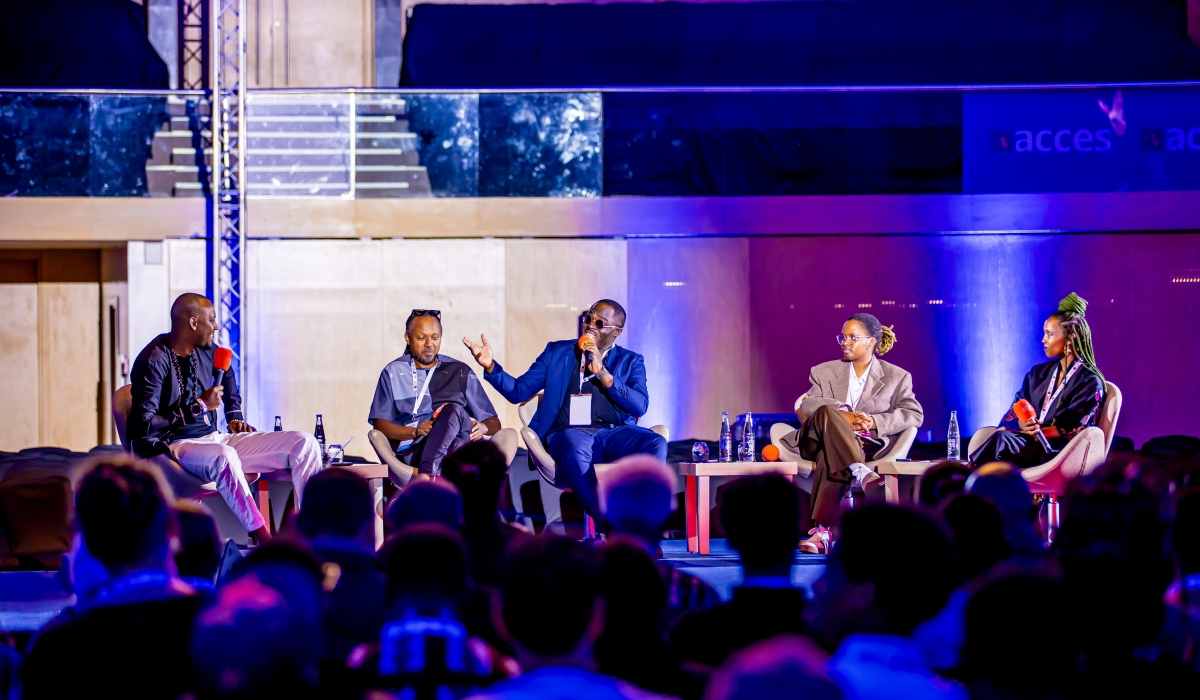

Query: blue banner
963 88 1200 194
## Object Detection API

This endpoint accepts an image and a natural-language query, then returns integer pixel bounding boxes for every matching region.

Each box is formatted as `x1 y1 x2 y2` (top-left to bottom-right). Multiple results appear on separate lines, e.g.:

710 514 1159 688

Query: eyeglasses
584 316 623 332
836 334 874 345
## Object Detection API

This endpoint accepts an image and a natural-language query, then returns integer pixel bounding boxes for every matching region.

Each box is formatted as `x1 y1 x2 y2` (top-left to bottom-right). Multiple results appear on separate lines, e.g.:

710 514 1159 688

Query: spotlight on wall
663 281 686 287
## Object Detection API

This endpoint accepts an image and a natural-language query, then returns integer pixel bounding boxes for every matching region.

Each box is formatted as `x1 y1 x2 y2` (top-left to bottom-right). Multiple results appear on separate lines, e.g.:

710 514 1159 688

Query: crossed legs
170 430 324 533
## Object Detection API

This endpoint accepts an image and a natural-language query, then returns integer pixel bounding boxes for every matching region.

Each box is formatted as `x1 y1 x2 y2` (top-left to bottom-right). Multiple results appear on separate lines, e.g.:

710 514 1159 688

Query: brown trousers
799 404 880 526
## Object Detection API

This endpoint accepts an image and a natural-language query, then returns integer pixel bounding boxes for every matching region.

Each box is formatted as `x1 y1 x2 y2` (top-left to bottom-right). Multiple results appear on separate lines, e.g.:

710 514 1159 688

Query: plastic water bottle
947 411 961 461
719 412 733 462
742 412 756 462
273 416 283 432
314 414 327 462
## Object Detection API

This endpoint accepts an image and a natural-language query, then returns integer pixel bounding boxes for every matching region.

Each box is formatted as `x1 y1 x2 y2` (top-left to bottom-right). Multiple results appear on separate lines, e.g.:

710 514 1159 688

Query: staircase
146 93 432 198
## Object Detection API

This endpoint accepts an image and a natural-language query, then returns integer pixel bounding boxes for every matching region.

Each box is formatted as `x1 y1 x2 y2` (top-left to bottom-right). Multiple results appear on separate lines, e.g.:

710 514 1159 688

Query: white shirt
845 359 873 410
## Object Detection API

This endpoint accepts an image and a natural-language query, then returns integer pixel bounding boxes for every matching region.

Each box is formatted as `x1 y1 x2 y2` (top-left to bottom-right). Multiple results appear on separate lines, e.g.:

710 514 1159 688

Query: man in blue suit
463 299 667 519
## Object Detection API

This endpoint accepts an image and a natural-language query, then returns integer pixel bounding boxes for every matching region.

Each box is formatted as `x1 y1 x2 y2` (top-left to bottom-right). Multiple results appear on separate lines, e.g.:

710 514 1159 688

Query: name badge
569 394 592 426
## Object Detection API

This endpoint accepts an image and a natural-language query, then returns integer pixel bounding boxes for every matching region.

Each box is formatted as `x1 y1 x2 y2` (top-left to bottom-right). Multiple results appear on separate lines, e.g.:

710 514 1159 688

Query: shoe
850 462 883 491
799 526 831 554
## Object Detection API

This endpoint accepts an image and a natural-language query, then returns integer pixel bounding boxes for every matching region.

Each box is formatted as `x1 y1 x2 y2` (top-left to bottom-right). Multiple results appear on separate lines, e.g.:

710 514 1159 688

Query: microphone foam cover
1013 399 1037 422
762 444 780 462
578 335 594 350
213 347 234 371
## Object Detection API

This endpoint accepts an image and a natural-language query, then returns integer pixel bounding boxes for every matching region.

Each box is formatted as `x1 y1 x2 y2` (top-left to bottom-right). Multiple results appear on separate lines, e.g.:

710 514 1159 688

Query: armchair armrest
968 427 999 459
369 429 416 489
521 427 558 485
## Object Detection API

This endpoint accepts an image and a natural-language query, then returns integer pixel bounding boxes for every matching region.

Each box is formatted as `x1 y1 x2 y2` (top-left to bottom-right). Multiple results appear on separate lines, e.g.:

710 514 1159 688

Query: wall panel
39 283 100 451
627 238 750 441
0 285 40 451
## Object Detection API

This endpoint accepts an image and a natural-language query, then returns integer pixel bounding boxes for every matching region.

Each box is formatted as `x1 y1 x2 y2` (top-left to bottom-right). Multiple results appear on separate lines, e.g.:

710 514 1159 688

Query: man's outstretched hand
462 334 495 372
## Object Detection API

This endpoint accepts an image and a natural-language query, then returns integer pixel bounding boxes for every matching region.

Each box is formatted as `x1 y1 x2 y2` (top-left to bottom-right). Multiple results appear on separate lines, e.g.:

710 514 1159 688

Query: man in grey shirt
370 310 501 480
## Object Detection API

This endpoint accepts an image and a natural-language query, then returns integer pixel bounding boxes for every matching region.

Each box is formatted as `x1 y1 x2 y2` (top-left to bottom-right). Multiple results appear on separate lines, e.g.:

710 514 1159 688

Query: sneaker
850 462 883 491
799 526 831 554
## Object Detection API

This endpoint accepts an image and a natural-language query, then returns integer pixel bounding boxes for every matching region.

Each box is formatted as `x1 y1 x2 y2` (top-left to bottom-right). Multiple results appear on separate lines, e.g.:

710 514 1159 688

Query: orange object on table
762 444 780 461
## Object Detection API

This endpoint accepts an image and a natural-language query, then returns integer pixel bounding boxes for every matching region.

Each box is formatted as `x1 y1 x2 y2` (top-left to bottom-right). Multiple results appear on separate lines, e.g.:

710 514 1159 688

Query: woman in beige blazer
780 313 923 553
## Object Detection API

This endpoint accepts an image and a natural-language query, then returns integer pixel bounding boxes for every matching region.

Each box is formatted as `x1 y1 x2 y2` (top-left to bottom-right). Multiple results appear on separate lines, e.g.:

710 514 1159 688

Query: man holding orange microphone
128 293 324 543
463 299 666 521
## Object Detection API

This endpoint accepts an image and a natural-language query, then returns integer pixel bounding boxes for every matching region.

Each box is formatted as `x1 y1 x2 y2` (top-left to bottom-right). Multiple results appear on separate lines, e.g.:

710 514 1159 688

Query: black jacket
128 334 244 457
999 359 1106 448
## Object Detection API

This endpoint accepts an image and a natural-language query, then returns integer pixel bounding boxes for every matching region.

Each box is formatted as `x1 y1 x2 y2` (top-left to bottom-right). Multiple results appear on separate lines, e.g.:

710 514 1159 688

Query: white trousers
170 430 324 531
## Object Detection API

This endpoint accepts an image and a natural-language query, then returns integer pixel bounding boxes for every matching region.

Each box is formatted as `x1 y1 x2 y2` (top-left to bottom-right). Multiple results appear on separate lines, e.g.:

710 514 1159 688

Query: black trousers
404 403 473 475
969 429 1050 469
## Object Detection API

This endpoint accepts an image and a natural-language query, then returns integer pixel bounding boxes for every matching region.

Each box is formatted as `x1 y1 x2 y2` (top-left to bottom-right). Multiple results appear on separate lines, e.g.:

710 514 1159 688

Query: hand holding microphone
578 335 603 376
1013 399 1054 453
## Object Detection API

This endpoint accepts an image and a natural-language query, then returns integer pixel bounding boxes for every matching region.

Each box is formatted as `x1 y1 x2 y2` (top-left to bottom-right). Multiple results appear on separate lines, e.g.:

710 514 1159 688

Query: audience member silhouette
175 501 221 595
600 455 719 623
965 462 1045 561
356 523 508 698
669 473 807 669
467 536 660 700
912 493 1011 671
385 478 464 534
1169 487 1200 675
225 540 330 661
595 536 705 699
296 468 387 663
917 461 972 509
703 635 841 700
959 574 1075 700
1056 456 1198 695
441 441 531 589
191 577 321 699
937 493 1011 582
22 459 204 700
809 504 964 700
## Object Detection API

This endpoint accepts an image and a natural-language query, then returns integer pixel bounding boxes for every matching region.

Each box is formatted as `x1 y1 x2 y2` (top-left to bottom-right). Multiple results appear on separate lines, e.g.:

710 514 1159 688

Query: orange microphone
762 444 781 462
1013 398 1053 452
578 335 598 363
212 347 233 387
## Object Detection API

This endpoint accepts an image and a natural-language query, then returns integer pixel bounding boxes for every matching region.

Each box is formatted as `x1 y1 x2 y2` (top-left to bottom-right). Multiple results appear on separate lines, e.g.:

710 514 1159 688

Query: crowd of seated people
7 442 1200 699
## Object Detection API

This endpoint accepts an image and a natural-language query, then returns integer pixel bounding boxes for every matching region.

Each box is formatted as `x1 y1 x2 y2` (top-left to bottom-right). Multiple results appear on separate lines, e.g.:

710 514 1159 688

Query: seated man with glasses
370 309 502 481
463 299 666 521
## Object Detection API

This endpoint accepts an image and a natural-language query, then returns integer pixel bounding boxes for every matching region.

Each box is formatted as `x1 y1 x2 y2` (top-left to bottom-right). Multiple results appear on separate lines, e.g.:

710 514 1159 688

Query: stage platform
661 539 827 601
0 540 827 633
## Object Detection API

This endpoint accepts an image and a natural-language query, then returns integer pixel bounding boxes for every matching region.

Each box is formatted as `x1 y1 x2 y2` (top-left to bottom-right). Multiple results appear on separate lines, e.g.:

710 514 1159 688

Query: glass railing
3 83 1199 198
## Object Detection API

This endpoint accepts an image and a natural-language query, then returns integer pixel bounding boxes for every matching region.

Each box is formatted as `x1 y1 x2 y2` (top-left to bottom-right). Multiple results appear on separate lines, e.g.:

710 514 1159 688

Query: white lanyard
579 347 610 391
1039 360 1081 422
408 358 436 427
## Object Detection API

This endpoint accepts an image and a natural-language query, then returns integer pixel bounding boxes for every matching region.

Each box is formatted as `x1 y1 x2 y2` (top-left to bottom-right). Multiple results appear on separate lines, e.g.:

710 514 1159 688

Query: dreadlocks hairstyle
1050 292 1103 382
848 313 897 356
403 309 442 357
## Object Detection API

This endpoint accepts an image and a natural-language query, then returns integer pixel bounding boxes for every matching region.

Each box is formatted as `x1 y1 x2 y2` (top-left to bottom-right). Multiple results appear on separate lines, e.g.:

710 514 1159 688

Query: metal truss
210 0 248 404
178 0 209 89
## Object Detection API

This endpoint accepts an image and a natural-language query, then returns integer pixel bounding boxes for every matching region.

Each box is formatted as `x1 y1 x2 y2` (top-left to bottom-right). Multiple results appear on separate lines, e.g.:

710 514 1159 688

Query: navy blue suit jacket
484 340 650 442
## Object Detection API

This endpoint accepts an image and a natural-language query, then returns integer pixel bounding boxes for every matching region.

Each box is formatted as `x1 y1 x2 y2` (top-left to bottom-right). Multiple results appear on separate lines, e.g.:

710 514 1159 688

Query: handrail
0 88 208 96
5 81 1200 97
241 81 1200 94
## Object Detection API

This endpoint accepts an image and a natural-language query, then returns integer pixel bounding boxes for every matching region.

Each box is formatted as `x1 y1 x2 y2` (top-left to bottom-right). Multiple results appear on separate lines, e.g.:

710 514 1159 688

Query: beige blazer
785 358 923 454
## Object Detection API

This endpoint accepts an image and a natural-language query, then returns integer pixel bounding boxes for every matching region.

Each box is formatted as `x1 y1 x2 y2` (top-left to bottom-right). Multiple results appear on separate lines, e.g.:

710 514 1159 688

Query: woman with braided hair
969 293 1107 468
779 313 924 554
